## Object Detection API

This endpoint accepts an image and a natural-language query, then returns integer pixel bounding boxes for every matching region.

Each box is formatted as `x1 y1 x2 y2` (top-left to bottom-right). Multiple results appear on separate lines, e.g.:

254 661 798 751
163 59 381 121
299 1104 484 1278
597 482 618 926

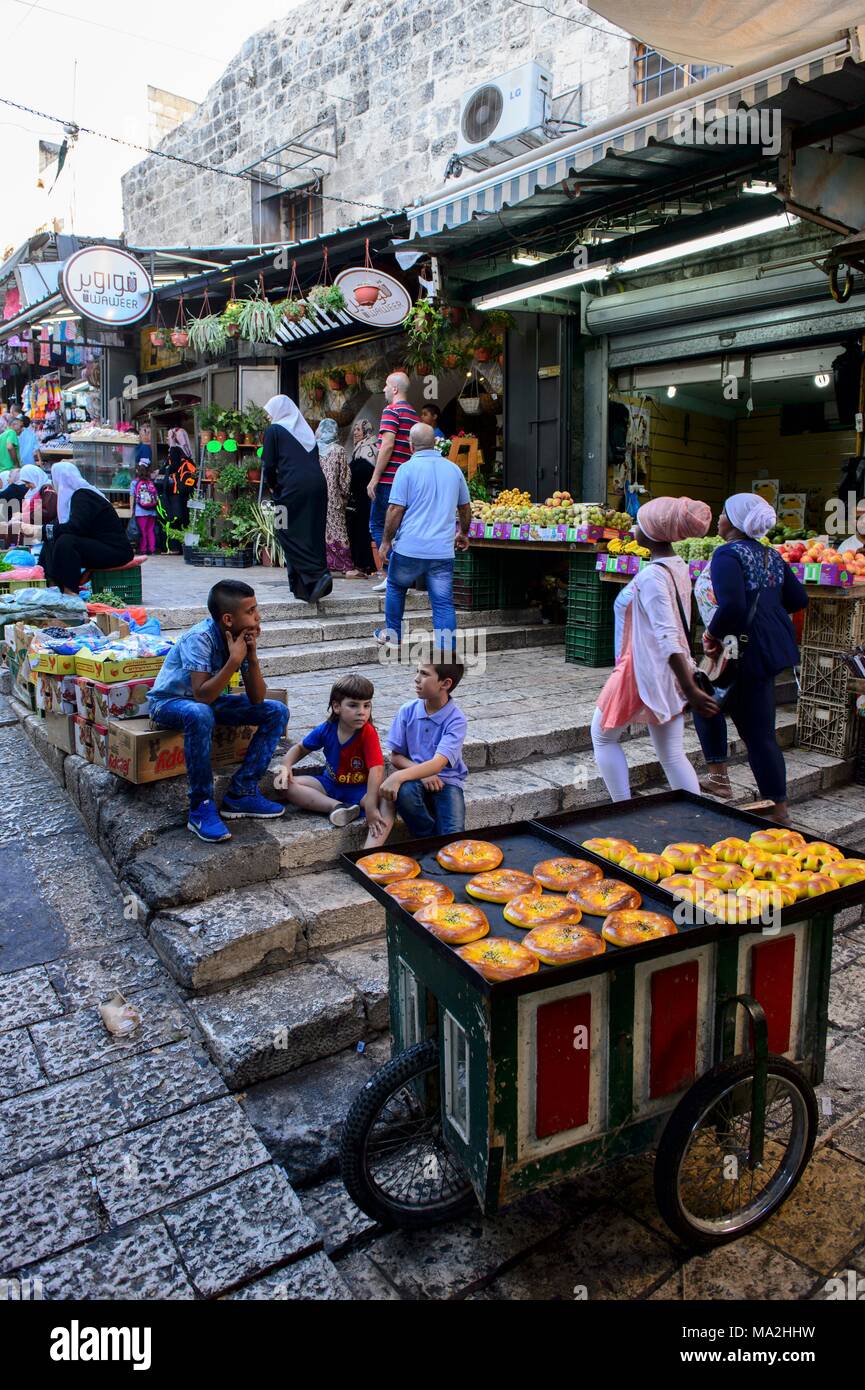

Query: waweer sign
60 246 154 327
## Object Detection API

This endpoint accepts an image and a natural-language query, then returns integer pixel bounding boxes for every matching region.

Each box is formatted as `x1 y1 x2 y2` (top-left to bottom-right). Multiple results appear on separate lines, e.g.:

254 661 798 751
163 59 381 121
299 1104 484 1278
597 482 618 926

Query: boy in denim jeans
379 660 467 836
148 580 288 842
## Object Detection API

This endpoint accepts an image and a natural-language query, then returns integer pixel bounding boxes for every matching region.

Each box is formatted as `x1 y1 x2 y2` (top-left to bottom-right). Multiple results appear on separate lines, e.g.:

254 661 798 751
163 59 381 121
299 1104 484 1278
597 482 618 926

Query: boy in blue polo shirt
379 660 467 836
148 580 288 843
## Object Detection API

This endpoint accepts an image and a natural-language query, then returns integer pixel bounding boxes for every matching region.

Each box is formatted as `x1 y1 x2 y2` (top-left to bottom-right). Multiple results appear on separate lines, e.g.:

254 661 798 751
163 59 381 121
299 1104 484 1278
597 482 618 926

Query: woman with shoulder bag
591 496 720 801
690 494 807 823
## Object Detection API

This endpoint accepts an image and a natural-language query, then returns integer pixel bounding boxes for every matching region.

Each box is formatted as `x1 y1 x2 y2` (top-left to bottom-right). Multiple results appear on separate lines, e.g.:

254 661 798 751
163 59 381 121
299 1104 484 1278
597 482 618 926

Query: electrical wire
0 93 403 218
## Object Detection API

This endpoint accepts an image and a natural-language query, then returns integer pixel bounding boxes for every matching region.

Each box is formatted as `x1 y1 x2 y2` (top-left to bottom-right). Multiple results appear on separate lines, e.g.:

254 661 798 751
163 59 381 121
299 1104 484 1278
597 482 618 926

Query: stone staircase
11 590 858 1100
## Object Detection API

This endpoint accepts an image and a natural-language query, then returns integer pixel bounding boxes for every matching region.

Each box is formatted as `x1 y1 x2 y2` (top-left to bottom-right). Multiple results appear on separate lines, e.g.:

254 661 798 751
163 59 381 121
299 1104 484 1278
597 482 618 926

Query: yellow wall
608 394 732 519
734 410 857 521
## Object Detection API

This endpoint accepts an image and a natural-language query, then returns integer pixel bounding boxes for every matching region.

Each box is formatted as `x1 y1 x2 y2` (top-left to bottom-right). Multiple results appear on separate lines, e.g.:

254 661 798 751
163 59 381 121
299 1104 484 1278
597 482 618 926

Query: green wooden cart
339 791 862 1245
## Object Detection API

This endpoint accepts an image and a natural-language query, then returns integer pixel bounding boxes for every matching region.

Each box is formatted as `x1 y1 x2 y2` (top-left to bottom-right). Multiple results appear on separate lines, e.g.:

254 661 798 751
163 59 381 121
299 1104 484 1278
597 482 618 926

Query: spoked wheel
654 1055 817 1248
340 1039 476 1228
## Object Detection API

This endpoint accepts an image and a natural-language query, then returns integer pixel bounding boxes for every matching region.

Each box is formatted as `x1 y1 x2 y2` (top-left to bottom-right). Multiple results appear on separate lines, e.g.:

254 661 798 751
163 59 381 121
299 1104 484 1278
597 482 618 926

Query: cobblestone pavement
2 689 865 1300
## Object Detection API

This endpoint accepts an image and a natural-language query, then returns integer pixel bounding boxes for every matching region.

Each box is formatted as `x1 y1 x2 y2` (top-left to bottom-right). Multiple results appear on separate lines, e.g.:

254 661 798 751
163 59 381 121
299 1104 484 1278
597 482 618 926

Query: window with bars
280 185 324 242
632 43 722 105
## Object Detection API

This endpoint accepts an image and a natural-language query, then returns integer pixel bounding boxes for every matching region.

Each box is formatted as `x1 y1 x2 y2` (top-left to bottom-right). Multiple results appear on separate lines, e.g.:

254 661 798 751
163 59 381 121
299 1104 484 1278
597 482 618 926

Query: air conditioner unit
456 62 553 170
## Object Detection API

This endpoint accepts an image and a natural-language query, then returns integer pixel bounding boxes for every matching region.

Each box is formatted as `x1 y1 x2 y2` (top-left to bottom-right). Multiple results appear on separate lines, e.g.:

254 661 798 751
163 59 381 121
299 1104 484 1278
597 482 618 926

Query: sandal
700 771 734 800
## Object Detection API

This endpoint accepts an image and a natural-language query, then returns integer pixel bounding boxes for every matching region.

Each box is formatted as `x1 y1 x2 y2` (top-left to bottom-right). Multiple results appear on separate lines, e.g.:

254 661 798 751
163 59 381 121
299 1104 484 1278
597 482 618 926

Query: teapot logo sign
60 246 154 327
335 268 412 328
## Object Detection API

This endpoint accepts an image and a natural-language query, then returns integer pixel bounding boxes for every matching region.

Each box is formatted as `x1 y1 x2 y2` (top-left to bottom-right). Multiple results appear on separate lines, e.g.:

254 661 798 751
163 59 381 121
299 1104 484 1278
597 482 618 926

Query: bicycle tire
339 1039 476 1229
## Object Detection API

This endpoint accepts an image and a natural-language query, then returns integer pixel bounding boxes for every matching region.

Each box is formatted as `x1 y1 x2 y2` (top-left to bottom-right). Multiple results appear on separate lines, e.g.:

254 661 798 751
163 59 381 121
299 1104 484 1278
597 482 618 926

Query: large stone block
325 940 390 1030
0 965 62 1034
0 1155 103 1271
275 870 385 952
27 1216 195 1300
0 1027 45 1100
148 885 305 990
125 824 281 910
224 1250 351 1300
21 713 67 787
29 982 190 1084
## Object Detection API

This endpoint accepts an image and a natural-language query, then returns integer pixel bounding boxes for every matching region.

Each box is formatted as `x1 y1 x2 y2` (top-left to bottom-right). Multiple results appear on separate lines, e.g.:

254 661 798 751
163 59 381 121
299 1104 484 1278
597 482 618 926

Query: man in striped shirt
367 372 418 591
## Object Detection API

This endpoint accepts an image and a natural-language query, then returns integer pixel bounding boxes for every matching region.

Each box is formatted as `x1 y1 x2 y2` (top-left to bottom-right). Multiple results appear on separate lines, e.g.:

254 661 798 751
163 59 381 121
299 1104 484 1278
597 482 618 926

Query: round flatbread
436 839 504 873
710 838 751 864
619 851 676 883
662 842 715 872
357 853 421 885
415 902 490 945
567 878 642 915
602 910 677 947
826 859 865 886
456 937 540 982
581 837 637 865
503 892 583 929
692 862 753 890
532 857 603 891
793 841 844 871
386 878 455 911
523 922 606 966
465 869 541 904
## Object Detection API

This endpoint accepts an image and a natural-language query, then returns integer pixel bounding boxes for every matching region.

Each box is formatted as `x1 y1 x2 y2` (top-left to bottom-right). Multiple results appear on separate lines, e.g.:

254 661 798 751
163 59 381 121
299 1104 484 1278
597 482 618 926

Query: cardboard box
73 714 94 762
107 719 256 784
76 676 153 722
74 650 166 683
35 673 78 716
41 711 76 754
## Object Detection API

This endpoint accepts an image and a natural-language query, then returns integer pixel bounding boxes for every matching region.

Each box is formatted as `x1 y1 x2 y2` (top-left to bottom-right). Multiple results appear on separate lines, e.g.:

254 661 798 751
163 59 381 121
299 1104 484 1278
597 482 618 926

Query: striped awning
408 38 850 241
269 303 357 348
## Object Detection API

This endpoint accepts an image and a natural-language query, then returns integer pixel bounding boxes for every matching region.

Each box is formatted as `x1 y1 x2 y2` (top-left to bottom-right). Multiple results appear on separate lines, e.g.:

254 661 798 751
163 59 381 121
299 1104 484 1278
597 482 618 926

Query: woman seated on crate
39 462 134 596
690 493 807 824
3 463 58 547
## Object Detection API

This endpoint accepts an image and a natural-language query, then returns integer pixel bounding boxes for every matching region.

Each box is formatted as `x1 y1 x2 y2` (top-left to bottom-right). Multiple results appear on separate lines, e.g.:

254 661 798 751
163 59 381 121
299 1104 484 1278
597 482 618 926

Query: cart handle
717 993 768 1168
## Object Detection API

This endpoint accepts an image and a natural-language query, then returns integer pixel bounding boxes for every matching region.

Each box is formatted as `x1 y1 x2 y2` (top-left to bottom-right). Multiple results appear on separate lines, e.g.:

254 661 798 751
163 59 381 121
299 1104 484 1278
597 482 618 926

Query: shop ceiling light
815 373 831 388
667 385 677 399
615 214 798 275
511 248 553 266
474 262 610 310
743 180 777 195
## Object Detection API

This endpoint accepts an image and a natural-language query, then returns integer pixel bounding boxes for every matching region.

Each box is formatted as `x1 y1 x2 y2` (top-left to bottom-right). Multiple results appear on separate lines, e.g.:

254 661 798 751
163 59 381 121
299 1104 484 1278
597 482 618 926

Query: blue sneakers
221 790 285 820
188 800 232 842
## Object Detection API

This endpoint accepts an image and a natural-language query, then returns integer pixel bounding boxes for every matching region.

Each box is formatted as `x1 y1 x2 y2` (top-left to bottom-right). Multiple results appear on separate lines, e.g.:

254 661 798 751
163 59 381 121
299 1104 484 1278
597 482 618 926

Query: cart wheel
654 1054 817 1248
340 1039 476 1228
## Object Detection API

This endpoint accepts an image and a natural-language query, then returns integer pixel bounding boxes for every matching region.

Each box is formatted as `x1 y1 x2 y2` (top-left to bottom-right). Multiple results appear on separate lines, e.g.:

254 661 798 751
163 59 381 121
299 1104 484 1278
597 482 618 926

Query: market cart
340 791 864 1245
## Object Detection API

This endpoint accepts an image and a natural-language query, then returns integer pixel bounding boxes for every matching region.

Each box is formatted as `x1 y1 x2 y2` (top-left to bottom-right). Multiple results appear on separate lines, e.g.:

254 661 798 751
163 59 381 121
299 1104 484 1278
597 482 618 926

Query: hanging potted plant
186 291 227 356
307 283 347 316
276 296 306 323
343 366 359 388
149 313 167 348
404 298 455 376
221 300 244 338
441 304 464 326
471 331 496 363
326 366 346 392
170 297 189 349
484 308 517 336
352 238 381 306
236 283 282 343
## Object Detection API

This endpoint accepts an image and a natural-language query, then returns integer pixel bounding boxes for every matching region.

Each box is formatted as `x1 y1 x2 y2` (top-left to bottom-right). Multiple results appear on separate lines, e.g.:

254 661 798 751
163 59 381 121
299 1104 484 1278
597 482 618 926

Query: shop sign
335 268 412 328
60 246 154 327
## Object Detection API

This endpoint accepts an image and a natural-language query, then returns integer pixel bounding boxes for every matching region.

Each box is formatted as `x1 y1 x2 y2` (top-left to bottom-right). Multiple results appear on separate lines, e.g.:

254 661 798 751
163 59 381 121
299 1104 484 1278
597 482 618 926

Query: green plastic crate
567 584 615 626
87 565 143 605
564 623 614 667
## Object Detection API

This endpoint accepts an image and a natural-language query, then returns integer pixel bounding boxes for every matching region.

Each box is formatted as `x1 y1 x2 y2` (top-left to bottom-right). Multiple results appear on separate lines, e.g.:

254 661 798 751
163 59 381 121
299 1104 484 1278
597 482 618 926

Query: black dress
41 489 134 592
262 423 330 601
164 445 197 553
346 448 375 573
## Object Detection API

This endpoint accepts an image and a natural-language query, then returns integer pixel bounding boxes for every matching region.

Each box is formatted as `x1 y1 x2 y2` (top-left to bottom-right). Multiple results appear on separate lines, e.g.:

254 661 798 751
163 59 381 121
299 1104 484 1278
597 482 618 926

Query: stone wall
147 86 199 149
122 0 632 246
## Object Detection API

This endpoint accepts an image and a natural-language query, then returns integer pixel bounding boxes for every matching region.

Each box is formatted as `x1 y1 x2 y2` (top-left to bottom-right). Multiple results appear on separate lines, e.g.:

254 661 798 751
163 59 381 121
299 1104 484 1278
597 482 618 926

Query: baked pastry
692 862 753 891
662 842 716 872
710 837 751 864
659 873 701 900
567 878 642 915
357 853 421 885
772 870 835 899
619 850 676 883
436 839 504 873
741 850 798 880
415 902 490 945
503 892 583 929
736 882 798 915
581 836 637 865
523 922 606 966
465 869 541 904
602 910 677 946
456 937 540 982
749 828 806 852
695 887 754 924
793 841 844 872
532 857 602 891
386 878 455 911
826 859 865 886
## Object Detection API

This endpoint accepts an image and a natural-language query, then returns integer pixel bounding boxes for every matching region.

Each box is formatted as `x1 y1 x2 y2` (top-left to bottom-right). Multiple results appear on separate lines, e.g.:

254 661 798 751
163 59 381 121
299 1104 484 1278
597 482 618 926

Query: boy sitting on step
148 580 288 843
278 673 390 846
379 660 467 836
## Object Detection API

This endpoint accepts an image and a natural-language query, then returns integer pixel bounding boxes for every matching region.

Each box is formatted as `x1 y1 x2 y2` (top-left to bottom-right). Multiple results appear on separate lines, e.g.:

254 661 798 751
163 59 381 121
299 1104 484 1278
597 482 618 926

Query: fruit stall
339 791 865 1242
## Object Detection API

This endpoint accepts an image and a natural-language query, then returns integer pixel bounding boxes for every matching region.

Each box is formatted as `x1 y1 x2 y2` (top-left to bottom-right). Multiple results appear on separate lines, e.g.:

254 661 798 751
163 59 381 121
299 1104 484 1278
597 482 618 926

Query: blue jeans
383 552 457 651
369 483 392 551
150 693 288 809
397 779 465 837
692 676 786 802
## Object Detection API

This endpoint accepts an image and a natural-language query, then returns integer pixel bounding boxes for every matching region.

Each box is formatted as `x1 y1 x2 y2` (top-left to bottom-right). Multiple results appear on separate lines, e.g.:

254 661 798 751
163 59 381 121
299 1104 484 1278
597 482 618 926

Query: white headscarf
724 492 776 539
19 464 50 492
264 395 316 452
51 462 106 524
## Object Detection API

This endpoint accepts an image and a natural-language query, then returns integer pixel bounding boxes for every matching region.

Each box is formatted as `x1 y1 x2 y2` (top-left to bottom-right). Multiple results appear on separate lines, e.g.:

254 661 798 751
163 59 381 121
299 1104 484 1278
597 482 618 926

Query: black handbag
657 552 767 710
126 515 141 546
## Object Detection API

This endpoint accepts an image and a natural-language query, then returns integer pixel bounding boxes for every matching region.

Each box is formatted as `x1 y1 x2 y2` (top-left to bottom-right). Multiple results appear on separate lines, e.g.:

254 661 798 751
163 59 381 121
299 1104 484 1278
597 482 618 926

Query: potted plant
215 460 250 494
196 403 222 444
221 301 244 338
306 283 347 315
275 295 306 324
404 299 456 376
149 327 166 348
343 366 359 388
326 366 346 392
235 293 282 343
186 314 227 355
171 325 189 348
441 304 464 326
214 409 229 444
243 402 270 442
484 308 517 335
303 370 329 405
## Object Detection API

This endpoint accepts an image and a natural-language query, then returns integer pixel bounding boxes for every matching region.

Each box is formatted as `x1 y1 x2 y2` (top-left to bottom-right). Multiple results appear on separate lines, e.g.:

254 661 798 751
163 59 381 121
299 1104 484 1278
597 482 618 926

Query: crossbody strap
652 560 693 648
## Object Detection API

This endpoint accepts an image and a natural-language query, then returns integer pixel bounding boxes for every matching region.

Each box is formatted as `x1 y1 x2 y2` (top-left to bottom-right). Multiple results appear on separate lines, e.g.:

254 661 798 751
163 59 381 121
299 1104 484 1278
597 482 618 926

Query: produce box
801 562 855 588
76 676 153 722
74 650 166 683
468 520 485 538
0 577 47 594
35 673 78 716
568 524 606 542
491 521 512 540
595 554 642 575
107 719 255 784
40 711 76 754
73 715 109 766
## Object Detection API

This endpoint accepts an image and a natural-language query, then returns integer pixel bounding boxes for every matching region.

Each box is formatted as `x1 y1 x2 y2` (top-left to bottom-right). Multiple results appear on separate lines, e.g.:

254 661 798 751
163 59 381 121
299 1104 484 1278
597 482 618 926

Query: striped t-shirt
377 400 419 485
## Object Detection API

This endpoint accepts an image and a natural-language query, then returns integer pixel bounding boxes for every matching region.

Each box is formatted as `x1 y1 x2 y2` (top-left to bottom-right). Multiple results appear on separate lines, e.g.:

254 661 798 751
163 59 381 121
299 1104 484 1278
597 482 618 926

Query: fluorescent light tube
474 263 610 310
616 213 797 273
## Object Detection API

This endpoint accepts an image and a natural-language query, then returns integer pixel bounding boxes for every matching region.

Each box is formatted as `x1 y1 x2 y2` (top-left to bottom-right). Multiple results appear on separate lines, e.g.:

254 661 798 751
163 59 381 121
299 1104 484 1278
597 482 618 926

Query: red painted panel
750 935 796 1054
649 962 700 1099
535 993 592 1139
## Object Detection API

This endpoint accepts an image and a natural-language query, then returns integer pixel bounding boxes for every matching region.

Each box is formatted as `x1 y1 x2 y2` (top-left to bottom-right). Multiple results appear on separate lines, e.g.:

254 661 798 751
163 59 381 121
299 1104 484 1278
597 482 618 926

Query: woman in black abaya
262 395 332 603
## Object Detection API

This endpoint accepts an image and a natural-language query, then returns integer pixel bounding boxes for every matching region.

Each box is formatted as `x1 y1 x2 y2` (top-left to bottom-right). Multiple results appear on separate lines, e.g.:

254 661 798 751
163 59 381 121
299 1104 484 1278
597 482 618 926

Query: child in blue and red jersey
278 673 390 845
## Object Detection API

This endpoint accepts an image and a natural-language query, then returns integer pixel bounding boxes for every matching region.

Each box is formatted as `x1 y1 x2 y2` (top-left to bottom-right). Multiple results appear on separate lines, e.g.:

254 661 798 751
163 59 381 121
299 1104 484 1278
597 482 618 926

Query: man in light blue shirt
377 422 471 651
16 416 41 470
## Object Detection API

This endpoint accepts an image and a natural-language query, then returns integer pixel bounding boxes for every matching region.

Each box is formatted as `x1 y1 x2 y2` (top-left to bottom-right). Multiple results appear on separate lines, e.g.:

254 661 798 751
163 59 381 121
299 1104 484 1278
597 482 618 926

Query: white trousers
591 707 700 803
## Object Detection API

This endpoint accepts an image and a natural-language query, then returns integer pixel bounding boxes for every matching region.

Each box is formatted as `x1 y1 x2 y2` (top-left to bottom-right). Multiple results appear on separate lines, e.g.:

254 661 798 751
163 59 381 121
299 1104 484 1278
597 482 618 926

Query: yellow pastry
503 892 583 929
567 878 642 915
436 839 504 872
456 937 540 982
749 828 806 852
793 842 844 872
826 859 865 886
692 862 753 890
773 870 836 899
710 837 751 864
619 850 676 883
523 922 606 966
357 853 421 885
662 842 716 872
465 869 541 904
386 878 455 911
414 902 490 945
532 857 603 891
602 910 677 946
581 836 637 865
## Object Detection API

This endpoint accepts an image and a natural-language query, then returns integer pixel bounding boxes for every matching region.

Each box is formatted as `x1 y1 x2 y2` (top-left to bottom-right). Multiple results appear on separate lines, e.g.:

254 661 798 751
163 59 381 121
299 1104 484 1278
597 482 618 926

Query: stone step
149 590 433 629
162 607 543 651
255 625 566 677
